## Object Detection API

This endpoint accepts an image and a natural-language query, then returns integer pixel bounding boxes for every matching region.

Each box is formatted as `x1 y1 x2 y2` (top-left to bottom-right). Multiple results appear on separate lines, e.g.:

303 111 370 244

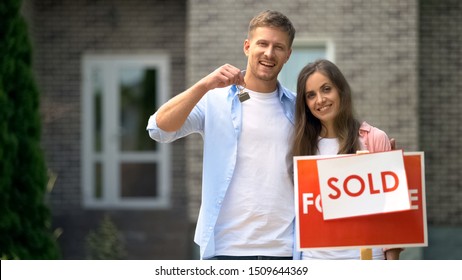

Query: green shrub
85 215 126 260
0 0 60 259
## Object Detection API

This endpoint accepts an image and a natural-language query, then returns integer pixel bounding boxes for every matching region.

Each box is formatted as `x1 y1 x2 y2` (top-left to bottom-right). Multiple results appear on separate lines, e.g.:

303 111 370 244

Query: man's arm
156 64 243 132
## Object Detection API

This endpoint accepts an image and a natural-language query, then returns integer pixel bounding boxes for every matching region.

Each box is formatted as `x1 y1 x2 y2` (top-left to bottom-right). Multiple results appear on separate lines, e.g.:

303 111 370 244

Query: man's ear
243 39 250 56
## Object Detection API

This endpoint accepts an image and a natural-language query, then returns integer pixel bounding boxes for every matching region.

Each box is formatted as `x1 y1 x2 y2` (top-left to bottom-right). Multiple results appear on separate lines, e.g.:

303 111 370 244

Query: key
236 83 250 102
238 91 250 102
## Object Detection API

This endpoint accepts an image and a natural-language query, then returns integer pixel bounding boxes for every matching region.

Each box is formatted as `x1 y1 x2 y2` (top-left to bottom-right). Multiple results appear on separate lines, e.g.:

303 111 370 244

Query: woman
292 59 402 260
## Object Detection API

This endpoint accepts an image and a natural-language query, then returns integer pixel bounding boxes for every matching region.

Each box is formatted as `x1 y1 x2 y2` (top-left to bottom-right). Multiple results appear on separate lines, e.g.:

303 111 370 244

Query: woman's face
304 71 340 129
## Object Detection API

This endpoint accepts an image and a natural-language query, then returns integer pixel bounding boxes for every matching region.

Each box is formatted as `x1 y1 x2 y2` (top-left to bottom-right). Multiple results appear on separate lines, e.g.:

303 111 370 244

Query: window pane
92 66 103 152
279 46 326 93
119 68 158 152
120 163 158 197
94 162 103 199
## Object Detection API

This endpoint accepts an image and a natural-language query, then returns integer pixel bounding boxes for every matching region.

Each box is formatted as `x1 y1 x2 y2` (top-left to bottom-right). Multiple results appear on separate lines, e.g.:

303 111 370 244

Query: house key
237 83 250 102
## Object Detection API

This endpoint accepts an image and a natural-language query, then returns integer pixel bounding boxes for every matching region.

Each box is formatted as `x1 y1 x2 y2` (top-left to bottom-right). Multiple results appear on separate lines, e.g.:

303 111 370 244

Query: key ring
236 81 250 102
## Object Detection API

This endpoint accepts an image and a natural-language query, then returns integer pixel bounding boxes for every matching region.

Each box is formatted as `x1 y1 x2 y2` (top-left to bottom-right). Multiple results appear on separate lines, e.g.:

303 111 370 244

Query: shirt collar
227 80 293 102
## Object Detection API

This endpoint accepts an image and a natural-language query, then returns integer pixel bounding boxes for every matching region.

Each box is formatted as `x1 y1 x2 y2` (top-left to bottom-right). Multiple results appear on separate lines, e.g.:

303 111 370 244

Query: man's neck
244 75 278 93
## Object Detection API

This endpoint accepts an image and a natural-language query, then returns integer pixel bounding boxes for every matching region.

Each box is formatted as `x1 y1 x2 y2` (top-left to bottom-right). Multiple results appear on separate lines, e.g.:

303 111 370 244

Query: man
147 10 296 260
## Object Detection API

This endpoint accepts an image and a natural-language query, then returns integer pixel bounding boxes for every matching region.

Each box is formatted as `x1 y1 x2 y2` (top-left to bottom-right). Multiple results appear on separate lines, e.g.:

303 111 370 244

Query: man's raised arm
155 64 243 132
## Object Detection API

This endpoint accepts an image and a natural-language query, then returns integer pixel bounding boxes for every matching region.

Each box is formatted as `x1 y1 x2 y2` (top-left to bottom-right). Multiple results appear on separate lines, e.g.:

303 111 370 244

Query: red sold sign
294 152 427 250
318 150 411 220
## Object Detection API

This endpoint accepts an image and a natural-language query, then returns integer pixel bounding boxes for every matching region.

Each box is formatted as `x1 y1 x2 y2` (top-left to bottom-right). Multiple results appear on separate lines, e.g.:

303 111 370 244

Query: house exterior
22 0 462 259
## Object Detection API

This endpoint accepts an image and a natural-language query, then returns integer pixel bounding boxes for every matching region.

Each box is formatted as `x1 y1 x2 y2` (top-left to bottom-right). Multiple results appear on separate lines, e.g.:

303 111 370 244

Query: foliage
85 215 126 260
0 0 60 259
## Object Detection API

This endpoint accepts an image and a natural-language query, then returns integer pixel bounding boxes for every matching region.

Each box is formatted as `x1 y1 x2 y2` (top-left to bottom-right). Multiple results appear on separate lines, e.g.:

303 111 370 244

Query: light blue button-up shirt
147 82 296 259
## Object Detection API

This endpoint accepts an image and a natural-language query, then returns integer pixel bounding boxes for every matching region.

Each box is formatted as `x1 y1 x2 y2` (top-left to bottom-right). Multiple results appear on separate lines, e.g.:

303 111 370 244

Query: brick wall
29 0 190 259
420 0 462 225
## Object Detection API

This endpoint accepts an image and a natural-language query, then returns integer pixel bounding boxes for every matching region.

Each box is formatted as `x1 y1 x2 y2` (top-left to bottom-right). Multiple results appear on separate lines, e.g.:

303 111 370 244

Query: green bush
85 215 126 260
0 0 60 259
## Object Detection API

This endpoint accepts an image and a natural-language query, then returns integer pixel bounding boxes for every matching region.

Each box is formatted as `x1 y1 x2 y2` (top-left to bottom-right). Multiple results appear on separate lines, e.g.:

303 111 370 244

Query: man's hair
248 10 296 47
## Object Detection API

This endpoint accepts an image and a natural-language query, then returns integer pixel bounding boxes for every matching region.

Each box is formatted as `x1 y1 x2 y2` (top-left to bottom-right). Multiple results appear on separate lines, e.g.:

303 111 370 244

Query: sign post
356 150 372 260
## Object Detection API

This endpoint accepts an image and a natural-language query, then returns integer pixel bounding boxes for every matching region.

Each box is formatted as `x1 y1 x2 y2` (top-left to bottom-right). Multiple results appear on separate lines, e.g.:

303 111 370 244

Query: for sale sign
294 152 427 250
317 150 410 220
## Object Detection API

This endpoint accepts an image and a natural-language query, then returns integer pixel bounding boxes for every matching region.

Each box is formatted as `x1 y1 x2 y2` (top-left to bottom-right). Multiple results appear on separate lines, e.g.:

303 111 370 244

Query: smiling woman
293 59 363 157
292 59 402 260
304 71 341 138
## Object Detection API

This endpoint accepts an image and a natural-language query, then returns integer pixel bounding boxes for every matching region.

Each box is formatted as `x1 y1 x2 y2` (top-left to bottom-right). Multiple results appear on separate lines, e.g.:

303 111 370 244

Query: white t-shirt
301 137 385 260
214 89 294 257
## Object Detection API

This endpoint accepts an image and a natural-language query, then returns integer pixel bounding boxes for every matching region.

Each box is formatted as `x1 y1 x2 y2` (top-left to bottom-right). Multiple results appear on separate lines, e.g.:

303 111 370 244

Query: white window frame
81 53 171 209
279 38 335 93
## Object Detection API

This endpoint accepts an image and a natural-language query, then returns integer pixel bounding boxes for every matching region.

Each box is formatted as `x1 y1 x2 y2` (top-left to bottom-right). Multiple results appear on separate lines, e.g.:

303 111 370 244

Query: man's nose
264 46 275 57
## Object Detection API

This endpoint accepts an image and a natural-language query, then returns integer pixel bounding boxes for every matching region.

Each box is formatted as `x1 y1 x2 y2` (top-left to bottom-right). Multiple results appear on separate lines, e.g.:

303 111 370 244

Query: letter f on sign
303 193 314 214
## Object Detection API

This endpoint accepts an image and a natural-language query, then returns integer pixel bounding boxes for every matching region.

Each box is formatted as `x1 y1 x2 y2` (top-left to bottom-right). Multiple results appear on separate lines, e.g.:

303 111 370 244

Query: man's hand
390 138 396 150
200 64 244 91
385 248 402 260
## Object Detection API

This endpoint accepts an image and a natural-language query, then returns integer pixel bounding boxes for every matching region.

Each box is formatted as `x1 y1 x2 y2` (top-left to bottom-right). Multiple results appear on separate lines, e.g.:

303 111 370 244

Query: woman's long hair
292 59 361 156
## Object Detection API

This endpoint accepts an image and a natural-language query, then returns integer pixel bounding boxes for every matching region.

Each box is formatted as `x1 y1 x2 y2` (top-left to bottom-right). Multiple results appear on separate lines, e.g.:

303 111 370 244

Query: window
278 39 335 93
82 54 171 209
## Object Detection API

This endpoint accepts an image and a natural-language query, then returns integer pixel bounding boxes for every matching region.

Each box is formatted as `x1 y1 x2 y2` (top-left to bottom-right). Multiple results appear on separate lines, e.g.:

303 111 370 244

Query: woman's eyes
306 93 316 99
306 87 331 99
322 86 331 93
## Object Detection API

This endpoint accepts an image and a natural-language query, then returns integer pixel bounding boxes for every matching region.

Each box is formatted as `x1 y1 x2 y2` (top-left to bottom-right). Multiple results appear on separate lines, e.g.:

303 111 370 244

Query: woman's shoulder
359 121 391 152
359 121 389 137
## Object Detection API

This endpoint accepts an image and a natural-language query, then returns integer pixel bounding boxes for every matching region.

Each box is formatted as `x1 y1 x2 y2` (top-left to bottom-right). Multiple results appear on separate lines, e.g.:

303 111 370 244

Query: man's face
244 26 292 86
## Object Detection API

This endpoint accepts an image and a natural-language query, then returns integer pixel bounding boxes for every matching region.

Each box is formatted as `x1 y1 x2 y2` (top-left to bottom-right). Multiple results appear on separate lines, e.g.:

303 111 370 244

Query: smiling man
147 10 297 260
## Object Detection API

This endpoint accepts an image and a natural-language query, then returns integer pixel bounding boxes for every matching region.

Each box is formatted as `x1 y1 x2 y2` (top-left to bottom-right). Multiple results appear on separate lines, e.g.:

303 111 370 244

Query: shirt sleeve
146 98 205 143
146 112 179 143
359 122 392 153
